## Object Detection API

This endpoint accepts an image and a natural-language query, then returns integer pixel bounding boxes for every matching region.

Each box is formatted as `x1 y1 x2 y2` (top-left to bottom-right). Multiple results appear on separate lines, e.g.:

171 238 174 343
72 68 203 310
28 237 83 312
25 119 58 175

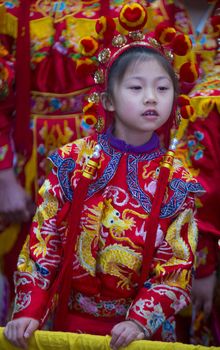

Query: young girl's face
107 58 175 146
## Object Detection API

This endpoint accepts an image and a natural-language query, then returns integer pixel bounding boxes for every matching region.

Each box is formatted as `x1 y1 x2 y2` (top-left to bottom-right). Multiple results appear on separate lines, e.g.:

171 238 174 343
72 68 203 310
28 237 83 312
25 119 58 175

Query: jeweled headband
76 2 198 133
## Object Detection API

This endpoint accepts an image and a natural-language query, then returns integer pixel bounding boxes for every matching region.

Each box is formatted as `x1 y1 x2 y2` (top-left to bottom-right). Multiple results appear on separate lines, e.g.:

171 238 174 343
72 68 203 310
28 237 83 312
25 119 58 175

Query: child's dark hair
106 46 179 148
107 46 179 96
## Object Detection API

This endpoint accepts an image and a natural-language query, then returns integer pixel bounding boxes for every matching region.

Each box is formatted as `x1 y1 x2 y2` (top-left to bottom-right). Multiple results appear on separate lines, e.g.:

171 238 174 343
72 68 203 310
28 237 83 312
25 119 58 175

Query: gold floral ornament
98 48 111 64
128 31 145 41
163 49 174 62
94 69 104 84
112 34 127 48
95 116 105 133
88 92 100 104
147 37 162 50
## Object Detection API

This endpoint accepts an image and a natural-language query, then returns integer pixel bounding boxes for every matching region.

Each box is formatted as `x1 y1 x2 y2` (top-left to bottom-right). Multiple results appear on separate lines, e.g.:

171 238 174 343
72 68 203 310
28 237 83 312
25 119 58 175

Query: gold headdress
76 3 198 135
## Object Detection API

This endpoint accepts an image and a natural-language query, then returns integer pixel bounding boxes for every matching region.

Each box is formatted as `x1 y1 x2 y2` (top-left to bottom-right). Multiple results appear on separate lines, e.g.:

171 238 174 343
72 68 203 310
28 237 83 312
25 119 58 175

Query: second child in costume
0 0 150 324
4 3 203 350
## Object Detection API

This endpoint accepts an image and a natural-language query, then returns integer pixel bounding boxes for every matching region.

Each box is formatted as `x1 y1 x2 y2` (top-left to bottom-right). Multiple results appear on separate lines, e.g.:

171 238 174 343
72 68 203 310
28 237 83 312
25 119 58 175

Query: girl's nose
143 90 156 104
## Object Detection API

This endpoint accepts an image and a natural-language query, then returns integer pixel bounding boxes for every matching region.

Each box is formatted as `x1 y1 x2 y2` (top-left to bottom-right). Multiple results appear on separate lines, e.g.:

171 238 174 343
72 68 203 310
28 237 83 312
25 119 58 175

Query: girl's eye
158 86 169 91
129 86 142 90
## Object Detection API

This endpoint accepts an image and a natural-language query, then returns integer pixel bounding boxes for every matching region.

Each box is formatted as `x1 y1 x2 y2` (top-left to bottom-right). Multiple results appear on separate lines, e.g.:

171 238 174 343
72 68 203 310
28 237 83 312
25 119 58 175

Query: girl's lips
142 109 158 116
142 110 159 119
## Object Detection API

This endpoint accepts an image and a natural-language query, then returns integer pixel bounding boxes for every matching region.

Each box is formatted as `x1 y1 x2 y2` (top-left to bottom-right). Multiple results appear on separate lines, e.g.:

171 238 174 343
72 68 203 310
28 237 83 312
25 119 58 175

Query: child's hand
110 320 145 349
0 168 35 224
192 272 217 318
4 317 39 349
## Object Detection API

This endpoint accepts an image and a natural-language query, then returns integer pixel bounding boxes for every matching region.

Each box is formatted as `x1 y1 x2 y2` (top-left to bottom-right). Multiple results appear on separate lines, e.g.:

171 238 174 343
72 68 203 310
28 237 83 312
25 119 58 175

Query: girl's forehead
123 59 170 78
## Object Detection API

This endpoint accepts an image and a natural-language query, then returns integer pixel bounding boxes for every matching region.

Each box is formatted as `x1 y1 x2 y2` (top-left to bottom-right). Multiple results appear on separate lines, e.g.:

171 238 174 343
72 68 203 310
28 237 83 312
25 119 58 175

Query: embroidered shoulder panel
160 178 203 218
87 134 122 199
49 151 75 201
126 151 166 213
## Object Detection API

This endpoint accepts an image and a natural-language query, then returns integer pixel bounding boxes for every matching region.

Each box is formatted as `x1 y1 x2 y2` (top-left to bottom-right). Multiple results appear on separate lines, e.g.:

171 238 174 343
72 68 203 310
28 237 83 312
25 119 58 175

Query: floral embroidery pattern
13 291 32 314
69 292 132 318
188 131 205 162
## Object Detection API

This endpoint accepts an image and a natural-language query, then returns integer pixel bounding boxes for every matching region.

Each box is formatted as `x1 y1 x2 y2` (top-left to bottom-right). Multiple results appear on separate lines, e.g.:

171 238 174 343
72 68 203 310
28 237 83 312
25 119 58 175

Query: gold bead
83 159 99 179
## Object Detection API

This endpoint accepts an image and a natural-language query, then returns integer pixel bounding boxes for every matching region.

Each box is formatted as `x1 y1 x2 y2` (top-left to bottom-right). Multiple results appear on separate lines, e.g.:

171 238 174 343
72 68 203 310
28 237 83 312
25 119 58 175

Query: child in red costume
4 3 203 350
151 0 220 344
0 0 147 324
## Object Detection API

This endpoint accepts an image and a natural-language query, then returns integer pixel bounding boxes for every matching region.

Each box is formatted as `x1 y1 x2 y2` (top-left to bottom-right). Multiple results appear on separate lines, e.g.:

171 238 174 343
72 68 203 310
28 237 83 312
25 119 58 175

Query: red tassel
139 150 175 286
53 173 93 329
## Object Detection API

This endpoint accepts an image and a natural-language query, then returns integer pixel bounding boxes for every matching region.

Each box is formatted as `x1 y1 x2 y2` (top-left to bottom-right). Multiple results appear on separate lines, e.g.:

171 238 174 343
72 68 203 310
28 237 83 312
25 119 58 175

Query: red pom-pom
83 114 97 126
79 37 99 57
180 105 195 119
96 16 116 42
155 22 176 44
177 94 191 106
172 34 192 56
76 58 97 79
179 61 199 83
119 3 147 31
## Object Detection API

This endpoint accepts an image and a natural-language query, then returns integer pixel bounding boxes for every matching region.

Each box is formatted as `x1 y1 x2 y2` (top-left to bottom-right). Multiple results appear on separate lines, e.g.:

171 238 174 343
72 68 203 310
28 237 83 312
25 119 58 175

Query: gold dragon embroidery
77 198 146 289
32 179 59 257
154 208 197 289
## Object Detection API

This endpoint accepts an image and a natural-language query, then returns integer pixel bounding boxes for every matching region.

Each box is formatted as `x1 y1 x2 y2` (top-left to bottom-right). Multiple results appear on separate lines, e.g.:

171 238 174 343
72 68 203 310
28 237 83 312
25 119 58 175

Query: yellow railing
0 328 219 349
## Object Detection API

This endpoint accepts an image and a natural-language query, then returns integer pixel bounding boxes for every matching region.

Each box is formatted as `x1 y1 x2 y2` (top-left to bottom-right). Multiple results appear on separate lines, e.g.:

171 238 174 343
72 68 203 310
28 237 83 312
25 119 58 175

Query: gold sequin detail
94 69 104 84
128 30 145 41
95 116 105 133
112 34 127 48
164 49 174 61
98 48 111 64
147 37 161 50
88 92 100 104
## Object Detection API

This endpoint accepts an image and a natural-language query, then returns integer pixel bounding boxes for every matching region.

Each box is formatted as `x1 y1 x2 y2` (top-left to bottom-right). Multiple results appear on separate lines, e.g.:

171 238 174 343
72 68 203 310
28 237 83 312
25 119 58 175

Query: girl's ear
100 92 115 112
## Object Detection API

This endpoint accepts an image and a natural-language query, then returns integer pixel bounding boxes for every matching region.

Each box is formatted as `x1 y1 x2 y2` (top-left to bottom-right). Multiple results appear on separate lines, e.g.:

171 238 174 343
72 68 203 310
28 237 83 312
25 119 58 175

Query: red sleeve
11 167 65 322
127 197 197 338
11 141 80 323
